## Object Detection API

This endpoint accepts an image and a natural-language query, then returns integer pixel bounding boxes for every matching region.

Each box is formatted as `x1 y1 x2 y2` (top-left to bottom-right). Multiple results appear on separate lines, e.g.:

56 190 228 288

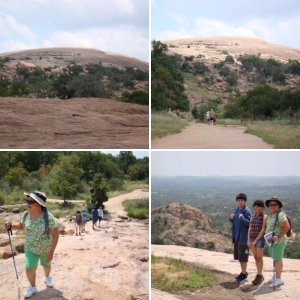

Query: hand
251 240 257 247
46 251 54 262
272 236 280 243
239 214 244 219
230 213 235 220
5 222 12 230
247 241 251 248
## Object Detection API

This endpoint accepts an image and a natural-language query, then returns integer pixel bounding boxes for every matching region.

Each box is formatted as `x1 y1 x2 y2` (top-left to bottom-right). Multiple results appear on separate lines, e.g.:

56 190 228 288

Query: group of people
230 193 291 288
75 207 104 235
206 109 217 125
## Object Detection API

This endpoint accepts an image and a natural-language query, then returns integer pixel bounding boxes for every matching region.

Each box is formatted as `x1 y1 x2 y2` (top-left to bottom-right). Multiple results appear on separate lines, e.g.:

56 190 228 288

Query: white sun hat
24 191 47 207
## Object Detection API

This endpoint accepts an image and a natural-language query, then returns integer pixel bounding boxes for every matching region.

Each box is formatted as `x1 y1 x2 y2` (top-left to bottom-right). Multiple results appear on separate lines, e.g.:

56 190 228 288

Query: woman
265 196 290 288
5 191 59 298
247 200 267 285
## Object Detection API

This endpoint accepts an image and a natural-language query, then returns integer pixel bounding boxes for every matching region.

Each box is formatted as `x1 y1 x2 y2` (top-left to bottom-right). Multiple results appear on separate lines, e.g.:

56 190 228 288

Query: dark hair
236 193 247 201
253 200 264 208
76 210 81 214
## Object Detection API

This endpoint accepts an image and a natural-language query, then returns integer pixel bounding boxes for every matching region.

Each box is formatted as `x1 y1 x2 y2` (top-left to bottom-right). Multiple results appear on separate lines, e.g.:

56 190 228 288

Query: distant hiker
75 211 82 236
81 209 88 233
247 200 267 285
229 193 251 283
209 109 216 125
91 207 98 230
5 191 59 298
265 197 290 288
97 206 104 227
206 111 210 124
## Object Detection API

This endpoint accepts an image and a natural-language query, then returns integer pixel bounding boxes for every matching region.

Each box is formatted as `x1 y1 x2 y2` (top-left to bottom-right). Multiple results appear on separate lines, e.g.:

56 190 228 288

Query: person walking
209 109 216 126
91 207 98 230
97 206 104 228
5 191 59 298
81 209 88 233
247 200 267 285
265 197 290 288
229 193 251 283
74 210 82 236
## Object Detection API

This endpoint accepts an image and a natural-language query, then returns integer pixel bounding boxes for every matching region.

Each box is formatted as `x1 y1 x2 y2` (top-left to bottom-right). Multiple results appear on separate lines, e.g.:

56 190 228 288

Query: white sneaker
24 286 37 298
44 276 54 287
269 278 284 288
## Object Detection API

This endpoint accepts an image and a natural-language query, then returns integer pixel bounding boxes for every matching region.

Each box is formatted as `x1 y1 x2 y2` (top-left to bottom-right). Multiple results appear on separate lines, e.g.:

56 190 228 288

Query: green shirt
21 210 58 254
266 211 288 242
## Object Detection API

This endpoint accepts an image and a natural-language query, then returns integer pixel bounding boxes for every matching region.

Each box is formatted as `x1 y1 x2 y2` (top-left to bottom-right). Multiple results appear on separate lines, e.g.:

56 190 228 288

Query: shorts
98 217 103 221
92 217 98 224
250 237 265 248
82 219 87 225
25 251 51 270
233 243 249 262
268 239 287 261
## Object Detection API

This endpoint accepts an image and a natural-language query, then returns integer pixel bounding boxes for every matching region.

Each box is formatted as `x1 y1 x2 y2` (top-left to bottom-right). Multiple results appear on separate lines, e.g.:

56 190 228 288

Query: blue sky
0 0 149 61
152 0 300 48
102 151 149 159
152 151 300 176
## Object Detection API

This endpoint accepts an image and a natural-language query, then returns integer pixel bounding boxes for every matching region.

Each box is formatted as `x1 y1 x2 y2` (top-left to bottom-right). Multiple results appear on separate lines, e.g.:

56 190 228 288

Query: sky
102 151 149 159
152 151 300 177
0 0 149 61
152 0 300 48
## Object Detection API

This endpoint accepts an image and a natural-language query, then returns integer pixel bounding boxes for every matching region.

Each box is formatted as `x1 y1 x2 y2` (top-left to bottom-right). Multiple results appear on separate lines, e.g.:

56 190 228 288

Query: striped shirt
249 213 264 240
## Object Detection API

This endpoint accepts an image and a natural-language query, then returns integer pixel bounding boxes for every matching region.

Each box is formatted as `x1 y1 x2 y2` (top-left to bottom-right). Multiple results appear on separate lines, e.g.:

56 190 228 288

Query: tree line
0 58 148 105
0 151 149 210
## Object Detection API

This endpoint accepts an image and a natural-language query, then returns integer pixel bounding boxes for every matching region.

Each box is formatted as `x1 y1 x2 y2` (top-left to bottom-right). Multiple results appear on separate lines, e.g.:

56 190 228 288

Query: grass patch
152 256 214 291
246 120 300 148
152 111 188 139
108 180 148 198
122 198 149 219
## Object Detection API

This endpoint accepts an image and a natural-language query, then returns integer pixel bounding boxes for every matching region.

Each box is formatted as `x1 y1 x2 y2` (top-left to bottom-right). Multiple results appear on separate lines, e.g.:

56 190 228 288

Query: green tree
118 151 137 175
49 154 84 203
88 173 109 210
4 166 30 188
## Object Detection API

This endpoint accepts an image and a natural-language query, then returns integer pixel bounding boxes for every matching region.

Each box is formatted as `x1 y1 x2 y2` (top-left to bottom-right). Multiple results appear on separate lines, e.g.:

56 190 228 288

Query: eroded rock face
152 203 232 252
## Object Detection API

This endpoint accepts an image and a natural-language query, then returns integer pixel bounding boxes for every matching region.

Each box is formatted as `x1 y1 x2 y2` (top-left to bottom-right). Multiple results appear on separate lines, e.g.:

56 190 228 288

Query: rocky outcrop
152 203 232 252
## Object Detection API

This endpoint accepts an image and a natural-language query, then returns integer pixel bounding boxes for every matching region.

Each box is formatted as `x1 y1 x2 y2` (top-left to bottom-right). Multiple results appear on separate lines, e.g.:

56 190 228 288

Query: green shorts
268 239 287 261
25 251 51 270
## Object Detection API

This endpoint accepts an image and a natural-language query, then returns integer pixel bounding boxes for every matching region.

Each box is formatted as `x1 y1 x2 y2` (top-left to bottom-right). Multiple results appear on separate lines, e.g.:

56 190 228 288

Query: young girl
75 210 82 236
247 200 267 285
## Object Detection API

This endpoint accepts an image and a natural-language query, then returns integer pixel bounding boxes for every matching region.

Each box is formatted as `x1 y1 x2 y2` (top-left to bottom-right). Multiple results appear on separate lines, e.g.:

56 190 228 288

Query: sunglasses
269 203 279 207
26 199 36 205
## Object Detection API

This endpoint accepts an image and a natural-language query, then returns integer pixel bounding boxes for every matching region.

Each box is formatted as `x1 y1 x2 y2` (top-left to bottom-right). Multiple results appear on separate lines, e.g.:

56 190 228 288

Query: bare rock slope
152 203 232 252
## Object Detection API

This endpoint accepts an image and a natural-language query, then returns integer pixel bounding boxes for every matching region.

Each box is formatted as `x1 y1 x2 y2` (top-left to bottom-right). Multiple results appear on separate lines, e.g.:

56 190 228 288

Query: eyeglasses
26 199 36 205
269 203 279 207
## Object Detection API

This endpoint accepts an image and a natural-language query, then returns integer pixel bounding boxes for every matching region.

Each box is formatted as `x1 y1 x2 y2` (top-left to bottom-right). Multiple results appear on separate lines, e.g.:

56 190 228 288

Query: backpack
274 211 292 237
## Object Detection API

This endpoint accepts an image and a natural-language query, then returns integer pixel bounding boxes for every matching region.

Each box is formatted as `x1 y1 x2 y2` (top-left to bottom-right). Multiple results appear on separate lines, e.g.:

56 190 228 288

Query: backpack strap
42 207 49 235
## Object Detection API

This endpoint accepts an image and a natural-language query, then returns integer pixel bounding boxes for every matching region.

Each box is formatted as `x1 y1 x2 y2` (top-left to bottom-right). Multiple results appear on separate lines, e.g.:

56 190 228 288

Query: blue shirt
91 209 98 221
229 206 251 245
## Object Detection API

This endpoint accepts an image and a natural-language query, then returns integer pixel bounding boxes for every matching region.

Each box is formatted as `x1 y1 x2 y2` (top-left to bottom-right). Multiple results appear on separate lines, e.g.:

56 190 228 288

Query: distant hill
0 47 148 70
152 203 232 253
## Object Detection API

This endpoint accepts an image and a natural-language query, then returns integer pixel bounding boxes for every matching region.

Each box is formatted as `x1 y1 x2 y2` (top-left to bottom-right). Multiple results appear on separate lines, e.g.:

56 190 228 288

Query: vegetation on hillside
0 58 148 105
0 151 149 210
123 198 149 219
152 256 214 291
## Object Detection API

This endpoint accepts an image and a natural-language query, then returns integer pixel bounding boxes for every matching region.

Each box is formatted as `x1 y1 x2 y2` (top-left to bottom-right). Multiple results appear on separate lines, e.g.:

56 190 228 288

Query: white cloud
168 12 189 26
0 40 37 52
0 13 36 40
43 26 149 61
153 29 192 41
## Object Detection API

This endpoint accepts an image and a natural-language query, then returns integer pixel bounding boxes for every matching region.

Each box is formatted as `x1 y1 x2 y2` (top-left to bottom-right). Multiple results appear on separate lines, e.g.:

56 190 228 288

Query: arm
5 222 24 231
46 227 59 261
272 219 290 243
247 216 252 246
239 210 251 226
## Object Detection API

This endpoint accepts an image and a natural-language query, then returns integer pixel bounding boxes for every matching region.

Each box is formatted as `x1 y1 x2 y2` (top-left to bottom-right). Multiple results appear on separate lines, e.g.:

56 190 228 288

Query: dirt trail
0 189 149 300
152 123 273 149
0 98 148 149
152 245 300 300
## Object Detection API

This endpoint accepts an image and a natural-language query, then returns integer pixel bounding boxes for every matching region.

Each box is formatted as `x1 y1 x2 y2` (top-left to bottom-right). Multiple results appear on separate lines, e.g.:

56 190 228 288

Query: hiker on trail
91 207 98 230
247 200 267 285
81 209 88 233
97 206 104 227
229 193 251 283
75 210 82 236
209 109 216 126
265 197 290 288
5 191 59 298
206 111 210 124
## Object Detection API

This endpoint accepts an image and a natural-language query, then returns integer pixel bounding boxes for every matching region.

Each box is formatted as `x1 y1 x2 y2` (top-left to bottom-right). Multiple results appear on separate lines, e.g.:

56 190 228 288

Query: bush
122 90 149 105
123 198 149 219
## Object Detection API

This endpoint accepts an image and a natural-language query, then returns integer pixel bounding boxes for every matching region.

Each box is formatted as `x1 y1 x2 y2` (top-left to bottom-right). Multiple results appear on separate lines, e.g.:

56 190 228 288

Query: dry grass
246 121 300 149
152 111 188 139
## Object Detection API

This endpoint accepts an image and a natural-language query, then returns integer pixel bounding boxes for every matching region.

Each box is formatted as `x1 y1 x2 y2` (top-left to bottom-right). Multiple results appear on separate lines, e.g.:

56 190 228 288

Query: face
236 198 246 208
254 205 263 214
268 201 280 213
26 197 39 211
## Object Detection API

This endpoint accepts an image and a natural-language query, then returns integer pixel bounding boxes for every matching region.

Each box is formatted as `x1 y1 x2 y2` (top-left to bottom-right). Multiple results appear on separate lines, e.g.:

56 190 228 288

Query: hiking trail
0 189 149 300
152 123 273 149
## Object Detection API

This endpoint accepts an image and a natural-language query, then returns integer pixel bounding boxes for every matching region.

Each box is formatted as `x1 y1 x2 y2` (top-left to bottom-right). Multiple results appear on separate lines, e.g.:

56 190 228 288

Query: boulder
1 246 16 259
15 241 24 253
12 208 20 213
0 239 9 247
59 225 66 234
